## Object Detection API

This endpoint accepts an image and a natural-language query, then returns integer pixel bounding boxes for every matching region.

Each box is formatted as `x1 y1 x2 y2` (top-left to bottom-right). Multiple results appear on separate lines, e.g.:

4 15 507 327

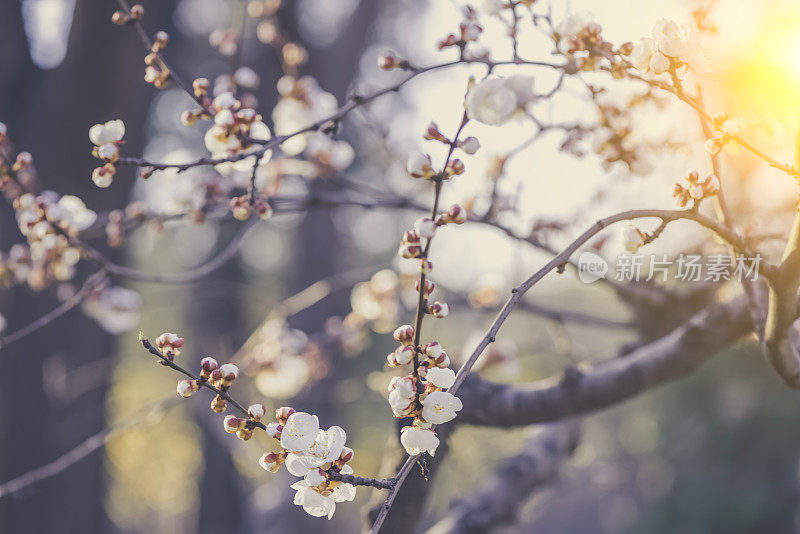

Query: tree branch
426 420 580 534
457 295 752 427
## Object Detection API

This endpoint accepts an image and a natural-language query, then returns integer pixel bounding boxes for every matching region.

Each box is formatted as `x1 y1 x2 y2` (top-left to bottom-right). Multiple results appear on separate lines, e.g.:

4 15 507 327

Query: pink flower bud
429 301 450 318
446 204 467 224
259 451 284 473
420 259 433 274
200 356 218 378
423 122 449 143
446 158 465 177
398 244 422 259
425 342 444 359
339 446 354 463
211 395 227 413
219 363 239 382
416 279 435 296
394 345 416 365
403 230 421 244
378 50 406 70
266 421 282 438
393 324 415 345
177 379 199 398
224 415 246 433
275 406 295 424
248 403 266 421
156 332 184 360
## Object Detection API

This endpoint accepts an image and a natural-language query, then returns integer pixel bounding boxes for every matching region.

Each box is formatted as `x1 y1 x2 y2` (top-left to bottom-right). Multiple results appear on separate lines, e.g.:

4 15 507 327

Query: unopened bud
193 78 210 97
177 379 200 398
259 451 284 473
394 345 416 365
266 421 282 438
275 406 295 425
236 428 254 441
211 395 227 413
230 195 251 221
112 11 129 25
446 158 465 177
393 324 415 345
377 50 407 70
248 403 266 421
200 356 218 378
423 122 449 143
224 415 246 433
428 301 450 318
416 279 435 296
219 363 239 384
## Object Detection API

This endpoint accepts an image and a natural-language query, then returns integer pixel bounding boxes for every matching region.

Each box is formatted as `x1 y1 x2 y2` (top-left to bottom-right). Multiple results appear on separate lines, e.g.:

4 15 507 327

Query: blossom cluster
673 171 720 208
385 121 477 458
629 19 702 80
89 119 126 188
704 112 741 156
437 6 491 62
261 409 356 519
386 325 462 456
159 331 356 519
555 12 628 73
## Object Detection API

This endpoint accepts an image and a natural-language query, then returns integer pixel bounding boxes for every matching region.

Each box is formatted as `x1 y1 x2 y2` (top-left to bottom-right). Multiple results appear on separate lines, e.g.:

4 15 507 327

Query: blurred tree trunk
0 1 175 532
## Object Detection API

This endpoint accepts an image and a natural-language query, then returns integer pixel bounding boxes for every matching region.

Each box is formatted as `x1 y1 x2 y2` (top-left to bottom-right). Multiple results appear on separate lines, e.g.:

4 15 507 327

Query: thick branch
457 296 752 427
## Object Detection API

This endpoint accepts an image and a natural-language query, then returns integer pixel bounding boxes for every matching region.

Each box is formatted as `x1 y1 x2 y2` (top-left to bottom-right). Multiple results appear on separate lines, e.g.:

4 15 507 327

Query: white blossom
426 367 456 389
623 225 645 253
280 411 320 451
630 38 657 71
290 481 337 519
89 120 125 146
652 19 698 62
421 390 462 424
304 468 327 487
307 426 347 463
97 143 119 161
400 426 440 456
285 452 323 476
649 51 670 75
48 195 97 233
82 286 141 334
465 76 535 126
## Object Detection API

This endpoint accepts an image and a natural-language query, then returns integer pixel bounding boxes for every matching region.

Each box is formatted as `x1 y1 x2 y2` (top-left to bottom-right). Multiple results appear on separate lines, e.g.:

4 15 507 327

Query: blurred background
3 0 800 532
